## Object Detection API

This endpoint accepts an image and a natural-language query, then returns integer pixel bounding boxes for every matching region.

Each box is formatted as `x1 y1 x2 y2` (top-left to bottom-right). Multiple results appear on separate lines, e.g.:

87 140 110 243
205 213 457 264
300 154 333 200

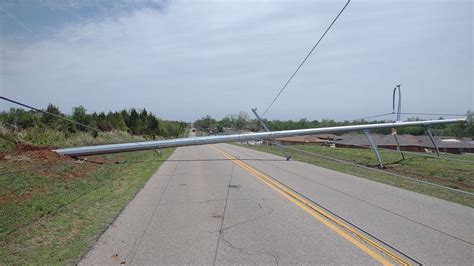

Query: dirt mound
1 144 61 162
15 143 55 152
0 143 95 180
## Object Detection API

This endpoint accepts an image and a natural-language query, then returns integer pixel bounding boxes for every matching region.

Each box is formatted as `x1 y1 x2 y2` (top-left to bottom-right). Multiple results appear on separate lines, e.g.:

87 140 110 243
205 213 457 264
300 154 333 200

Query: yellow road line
210 145 410 266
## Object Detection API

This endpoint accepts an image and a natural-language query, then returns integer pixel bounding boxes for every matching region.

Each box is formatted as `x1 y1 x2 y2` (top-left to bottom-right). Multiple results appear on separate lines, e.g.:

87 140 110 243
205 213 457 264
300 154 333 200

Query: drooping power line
354 111 467 122
252 137 474 196
357 112 394 121
0 96 99 132
400 112 467 117
0 96 168 159
262 0 351 117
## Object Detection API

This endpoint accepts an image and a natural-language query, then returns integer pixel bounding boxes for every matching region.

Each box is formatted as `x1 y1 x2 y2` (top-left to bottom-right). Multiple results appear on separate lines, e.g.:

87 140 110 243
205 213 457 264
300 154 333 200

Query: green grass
0 148 175 264
239 144 474 207
0 126 146 149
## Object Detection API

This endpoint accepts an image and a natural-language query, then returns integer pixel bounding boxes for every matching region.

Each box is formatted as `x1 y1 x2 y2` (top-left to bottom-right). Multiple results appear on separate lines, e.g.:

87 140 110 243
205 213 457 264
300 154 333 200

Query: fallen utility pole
54 118 465 157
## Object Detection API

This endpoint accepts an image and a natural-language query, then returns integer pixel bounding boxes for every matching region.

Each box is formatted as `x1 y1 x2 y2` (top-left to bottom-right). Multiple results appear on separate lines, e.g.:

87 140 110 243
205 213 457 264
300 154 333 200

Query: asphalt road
80 144 473 265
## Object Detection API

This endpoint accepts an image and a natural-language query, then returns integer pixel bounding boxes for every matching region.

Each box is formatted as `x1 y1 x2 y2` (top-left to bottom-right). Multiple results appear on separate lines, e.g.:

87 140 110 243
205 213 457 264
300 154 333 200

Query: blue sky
0 0 472 121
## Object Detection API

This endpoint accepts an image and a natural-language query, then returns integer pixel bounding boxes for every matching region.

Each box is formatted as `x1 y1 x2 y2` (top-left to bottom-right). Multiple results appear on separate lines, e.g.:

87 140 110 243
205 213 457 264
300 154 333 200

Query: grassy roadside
0 142 175 264
0 127 147 149
238 144 474 207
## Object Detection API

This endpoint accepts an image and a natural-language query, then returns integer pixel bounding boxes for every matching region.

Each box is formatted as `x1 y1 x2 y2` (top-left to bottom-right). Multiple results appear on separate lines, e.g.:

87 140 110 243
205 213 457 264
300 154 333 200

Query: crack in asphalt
256 249 281 265
220 203 274 232
212 164 235 266
126 158 182 264
220 233 254 256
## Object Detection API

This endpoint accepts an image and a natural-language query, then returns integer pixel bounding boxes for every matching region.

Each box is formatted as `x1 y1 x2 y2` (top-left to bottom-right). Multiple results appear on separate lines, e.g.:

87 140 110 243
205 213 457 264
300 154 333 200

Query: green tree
194 115 217 132
128 108 140 134
72 106 91 131
41 103 63 127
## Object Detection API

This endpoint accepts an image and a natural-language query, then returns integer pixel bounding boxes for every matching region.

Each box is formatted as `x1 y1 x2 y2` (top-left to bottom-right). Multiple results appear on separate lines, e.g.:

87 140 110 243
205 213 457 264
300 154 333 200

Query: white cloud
1 0 472 120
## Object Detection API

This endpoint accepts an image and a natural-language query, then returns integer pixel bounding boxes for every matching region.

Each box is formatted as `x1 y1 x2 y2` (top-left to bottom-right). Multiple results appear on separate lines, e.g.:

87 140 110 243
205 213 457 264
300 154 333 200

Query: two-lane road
80 144 473 265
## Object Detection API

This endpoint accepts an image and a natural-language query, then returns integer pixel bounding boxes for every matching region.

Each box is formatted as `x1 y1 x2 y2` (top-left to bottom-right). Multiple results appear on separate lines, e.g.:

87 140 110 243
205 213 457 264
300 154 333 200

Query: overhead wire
2 97 471 197
293 110 469 163
0 158 286 176
400 112 467 117
0 97 287 177
353 111 467 122
329 139 474 164
249 137 473 196
1 96 100 132
0 97 286 177
0 96 175 174
0 96 179 147
261 0 351 117
355 112 394 121
223 144 472 247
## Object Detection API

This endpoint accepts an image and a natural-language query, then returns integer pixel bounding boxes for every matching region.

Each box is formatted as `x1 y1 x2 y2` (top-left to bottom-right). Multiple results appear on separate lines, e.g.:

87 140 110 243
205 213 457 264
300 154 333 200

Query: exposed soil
16 143 55 152
0 144 96 180
83 156 118 164
1 144 55 159
0 144 110 207
0 187 46 205
384 167 474 191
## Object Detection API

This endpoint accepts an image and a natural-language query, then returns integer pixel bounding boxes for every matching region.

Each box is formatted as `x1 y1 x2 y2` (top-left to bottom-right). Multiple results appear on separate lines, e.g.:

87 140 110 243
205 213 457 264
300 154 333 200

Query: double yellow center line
211 145 411 266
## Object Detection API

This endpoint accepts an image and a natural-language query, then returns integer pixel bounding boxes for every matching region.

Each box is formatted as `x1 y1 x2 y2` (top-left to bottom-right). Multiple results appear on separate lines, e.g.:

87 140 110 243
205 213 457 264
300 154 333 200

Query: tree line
194 111 473 138
2 105 471 139
0 104 188 139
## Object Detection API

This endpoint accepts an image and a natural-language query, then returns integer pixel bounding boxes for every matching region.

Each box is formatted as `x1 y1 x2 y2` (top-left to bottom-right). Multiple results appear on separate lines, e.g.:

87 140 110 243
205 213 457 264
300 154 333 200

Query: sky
0 0 472 122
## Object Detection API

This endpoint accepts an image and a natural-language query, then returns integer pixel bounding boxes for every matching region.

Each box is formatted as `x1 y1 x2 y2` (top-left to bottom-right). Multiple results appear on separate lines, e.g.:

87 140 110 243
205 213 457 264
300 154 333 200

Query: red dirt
85 156 116 164
1 144 55 160
0 143 128 207
0 193 15 205
15 143 54 152
0 187 46 205
0 143 96 180
17 192 33 202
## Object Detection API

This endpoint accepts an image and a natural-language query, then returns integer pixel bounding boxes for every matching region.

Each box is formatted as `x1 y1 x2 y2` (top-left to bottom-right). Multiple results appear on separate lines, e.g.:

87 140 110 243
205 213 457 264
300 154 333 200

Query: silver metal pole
251 108 291 160
54 118 465 157
251 108 270 132
392 84 402 122
363 130 384 168
424 126 440 157
393 133 406 160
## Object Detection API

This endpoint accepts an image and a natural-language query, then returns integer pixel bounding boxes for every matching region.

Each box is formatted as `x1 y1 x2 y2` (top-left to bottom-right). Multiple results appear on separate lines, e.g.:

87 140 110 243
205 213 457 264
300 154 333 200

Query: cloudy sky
0 0 472 121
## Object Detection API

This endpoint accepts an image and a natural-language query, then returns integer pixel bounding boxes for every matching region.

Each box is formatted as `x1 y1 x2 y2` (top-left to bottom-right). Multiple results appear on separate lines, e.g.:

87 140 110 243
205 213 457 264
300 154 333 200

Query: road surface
80 144 473 265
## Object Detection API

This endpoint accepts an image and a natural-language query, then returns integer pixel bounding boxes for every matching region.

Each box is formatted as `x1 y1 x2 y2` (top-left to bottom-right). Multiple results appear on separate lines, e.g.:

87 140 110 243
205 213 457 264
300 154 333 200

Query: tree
41 103 63 127
465 110 474 138
72 106 90 131
194 115 217 132
233 112 249 130
146 113 160 139
97 112 112 131
218 116 232 129
128 108 140 134
3 108 40 129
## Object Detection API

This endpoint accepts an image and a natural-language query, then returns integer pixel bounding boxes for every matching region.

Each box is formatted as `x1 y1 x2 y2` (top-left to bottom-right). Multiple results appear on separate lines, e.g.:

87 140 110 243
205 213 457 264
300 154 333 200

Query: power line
261 0 351 117
0 158 286 176
0 96 184 153
356 112 394 121
225 144 471 247
1 96 99 132
0 96 172 174
354 111 467 122
400 112 467 117
327 138 474 164
93 158 286 164
251 137 473 196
